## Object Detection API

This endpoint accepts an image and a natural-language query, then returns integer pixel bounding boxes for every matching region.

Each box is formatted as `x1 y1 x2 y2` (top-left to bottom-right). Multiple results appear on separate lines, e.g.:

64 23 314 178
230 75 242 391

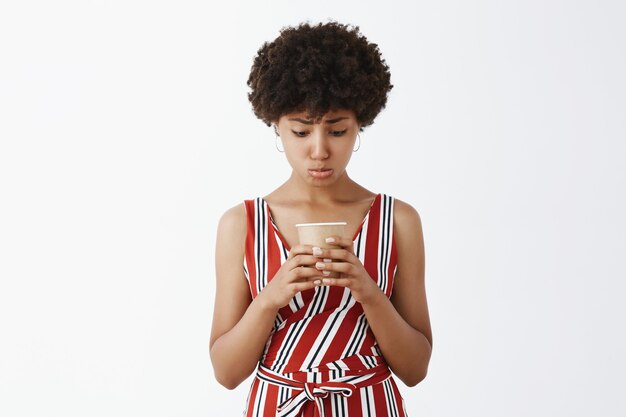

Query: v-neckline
261 193 381 251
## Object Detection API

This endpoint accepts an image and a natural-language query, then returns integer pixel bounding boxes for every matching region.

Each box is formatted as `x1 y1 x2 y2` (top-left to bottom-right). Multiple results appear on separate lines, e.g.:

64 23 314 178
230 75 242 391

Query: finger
324 236 356 253
286 244 317 260
303 275 326 283
289 254 323 269
288 266 325 282
321 277 352 287
314 261 355 275
290 280 322 293
308 247 356 263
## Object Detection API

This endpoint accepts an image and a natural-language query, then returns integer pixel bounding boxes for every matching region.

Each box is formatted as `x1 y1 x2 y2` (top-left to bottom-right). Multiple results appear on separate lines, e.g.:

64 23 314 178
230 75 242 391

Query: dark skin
209 109 432 389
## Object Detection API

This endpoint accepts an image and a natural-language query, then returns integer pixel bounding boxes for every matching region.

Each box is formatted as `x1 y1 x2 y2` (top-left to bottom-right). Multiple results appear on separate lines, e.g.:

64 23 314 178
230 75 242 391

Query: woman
210 21 432 416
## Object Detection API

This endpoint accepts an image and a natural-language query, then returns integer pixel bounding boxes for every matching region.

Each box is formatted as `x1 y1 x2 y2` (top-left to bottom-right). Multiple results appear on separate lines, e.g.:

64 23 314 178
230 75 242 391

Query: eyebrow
288 117 349 125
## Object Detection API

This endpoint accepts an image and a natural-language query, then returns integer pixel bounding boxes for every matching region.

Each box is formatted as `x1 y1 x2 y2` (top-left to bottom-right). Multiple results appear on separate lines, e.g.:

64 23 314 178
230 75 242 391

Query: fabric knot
303 382 330 400
277 380 358 416
301 381 355 400
256 363 391 417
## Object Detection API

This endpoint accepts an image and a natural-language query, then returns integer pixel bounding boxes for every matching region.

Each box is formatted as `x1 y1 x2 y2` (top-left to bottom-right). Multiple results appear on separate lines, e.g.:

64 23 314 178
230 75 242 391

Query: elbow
402 337 432 387
210 348 245 390
212 364 245 390
400 366 428 387
403 373 427 387
214 372 242 390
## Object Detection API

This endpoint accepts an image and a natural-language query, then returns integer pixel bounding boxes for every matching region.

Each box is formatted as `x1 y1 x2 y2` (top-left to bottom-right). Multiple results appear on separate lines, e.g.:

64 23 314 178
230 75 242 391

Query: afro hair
247 21 393 130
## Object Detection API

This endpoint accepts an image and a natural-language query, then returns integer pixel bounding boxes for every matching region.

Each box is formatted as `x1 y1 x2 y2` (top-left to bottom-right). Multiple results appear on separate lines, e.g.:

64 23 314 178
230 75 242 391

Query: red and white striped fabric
242 193 408 416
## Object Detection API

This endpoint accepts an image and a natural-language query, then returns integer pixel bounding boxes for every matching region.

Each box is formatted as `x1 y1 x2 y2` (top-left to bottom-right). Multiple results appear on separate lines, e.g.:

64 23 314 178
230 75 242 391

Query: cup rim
295 222 347 227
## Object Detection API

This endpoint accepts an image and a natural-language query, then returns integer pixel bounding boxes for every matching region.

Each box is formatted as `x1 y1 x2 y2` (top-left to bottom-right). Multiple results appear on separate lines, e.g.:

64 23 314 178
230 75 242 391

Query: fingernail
322 270 331 276
315 262 325 269
325 237 335 243
323 258 332 263
314 280 321 285
322 278 331 284
312 247 322 256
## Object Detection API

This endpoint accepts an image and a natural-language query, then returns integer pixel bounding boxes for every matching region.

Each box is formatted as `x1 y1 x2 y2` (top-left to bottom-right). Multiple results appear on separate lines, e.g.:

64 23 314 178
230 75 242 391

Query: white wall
1 1 625 416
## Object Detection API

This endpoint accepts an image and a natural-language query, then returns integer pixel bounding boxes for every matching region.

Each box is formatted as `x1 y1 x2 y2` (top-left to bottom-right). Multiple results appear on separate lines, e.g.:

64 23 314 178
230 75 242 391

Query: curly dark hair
247 21 393 130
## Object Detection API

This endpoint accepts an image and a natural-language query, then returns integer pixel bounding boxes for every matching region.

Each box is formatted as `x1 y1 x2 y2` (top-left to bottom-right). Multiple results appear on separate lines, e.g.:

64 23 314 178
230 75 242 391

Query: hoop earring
275 135 284 153
353 134 361 152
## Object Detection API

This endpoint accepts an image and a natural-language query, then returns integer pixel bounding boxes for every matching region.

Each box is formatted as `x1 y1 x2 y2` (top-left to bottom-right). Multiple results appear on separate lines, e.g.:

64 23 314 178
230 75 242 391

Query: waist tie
256 363 391 417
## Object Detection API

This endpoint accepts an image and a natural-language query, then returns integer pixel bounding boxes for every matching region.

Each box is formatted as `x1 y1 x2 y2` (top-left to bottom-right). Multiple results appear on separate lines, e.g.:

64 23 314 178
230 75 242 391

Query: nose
310 129 329 160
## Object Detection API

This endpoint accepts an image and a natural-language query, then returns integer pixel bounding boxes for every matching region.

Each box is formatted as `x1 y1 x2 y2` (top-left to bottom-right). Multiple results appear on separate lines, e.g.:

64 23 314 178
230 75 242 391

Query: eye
330 129 348 136
291 130 308 137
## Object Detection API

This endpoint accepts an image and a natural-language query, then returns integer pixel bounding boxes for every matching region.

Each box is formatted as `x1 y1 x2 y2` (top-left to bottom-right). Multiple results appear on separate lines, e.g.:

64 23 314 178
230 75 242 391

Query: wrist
254 291 280 314
361 285 388 308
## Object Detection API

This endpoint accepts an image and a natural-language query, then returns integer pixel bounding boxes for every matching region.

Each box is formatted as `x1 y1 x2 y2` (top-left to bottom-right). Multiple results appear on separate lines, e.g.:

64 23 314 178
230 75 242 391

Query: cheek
282 152 296 168
340 154 354 168
281 148 306 168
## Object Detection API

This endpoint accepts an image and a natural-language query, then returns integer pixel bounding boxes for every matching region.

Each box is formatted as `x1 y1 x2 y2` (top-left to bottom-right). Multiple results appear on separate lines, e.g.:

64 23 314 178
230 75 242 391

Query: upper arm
390 198 433 348
209 203 252 350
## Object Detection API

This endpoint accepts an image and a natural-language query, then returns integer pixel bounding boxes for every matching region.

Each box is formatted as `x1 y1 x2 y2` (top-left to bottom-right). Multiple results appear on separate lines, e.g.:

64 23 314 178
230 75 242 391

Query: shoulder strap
242 198 271 298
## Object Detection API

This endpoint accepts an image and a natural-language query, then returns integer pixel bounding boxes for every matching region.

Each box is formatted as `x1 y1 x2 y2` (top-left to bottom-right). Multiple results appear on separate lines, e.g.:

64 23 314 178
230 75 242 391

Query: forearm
362 291 432 386
210 292 278 389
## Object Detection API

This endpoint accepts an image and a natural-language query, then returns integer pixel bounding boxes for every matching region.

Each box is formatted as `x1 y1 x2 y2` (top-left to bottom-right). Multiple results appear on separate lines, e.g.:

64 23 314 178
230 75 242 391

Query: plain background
1 0 625 416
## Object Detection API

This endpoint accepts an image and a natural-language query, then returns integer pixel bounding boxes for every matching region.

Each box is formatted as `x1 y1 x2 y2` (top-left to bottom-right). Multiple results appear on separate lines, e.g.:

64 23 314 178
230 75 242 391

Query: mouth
308 168 334 179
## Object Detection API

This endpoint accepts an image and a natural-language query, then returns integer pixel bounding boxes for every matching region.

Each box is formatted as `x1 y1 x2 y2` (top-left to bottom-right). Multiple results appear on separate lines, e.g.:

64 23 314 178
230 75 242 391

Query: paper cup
295 222 347 278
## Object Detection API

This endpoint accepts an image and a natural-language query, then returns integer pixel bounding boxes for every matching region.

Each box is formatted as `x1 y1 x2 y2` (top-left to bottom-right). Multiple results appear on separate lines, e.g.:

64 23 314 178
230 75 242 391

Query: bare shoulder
393 197 423 236
214 202 248 279
392 197 425 287
217 202 247 244
219 202 246 226
391 196 425 280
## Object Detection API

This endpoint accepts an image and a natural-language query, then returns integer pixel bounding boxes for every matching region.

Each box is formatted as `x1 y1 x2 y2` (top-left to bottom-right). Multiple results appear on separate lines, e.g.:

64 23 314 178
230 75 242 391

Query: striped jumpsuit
242 193 408 417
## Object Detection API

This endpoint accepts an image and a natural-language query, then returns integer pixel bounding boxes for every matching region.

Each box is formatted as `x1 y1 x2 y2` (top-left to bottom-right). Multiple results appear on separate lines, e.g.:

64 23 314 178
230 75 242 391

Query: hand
313 236 385 305
258 245 324 310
